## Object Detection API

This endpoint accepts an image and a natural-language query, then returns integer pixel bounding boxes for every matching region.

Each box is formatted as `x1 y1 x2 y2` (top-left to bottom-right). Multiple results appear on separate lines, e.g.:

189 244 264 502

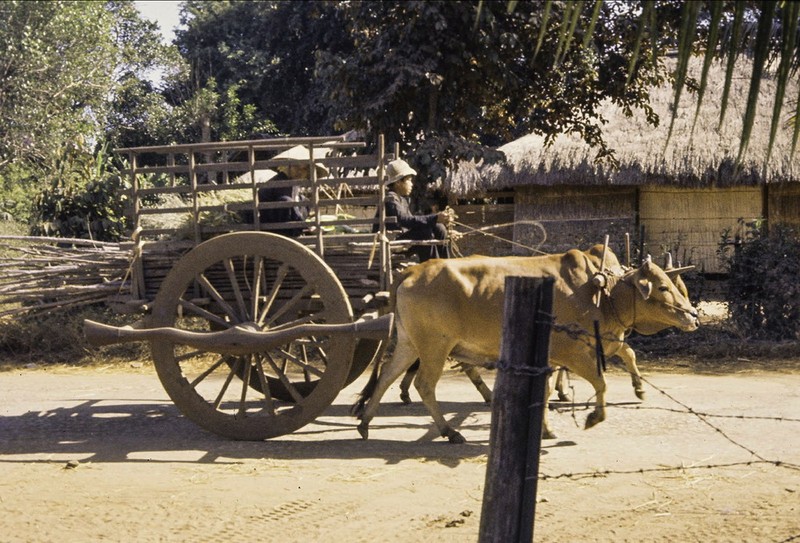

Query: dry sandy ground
1 362 799 543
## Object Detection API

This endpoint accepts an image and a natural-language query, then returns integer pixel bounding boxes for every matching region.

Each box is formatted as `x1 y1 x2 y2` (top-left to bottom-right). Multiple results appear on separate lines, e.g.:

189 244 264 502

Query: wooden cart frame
84 134 415 440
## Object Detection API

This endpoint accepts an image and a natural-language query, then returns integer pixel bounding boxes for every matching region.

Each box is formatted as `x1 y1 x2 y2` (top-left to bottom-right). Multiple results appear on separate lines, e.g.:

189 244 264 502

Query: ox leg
554 366 571 402
414 353 465 444
542 371 557 440
357 341 420 440
460 364 493 404
566 363 607 430
617 344 645 400
399 361 419 404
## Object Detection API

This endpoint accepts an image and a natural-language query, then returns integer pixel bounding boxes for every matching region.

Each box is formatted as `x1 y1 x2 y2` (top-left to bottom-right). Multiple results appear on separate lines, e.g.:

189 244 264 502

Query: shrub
28 143 130 241
722 223 800 340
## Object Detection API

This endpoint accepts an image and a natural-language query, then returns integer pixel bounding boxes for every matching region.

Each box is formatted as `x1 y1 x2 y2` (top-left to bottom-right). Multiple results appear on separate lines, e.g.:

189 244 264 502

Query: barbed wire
544 359 800 480
539 459 800 481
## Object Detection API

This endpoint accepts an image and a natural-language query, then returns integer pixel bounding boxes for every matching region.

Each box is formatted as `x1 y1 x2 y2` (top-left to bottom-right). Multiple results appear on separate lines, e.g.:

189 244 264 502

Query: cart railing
116 135 400 309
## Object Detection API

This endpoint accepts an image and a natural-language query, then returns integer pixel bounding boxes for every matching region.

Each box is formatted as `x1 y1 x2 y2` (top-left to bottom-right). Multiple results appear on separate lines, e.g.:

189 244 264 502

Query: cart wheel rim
149 232 354 440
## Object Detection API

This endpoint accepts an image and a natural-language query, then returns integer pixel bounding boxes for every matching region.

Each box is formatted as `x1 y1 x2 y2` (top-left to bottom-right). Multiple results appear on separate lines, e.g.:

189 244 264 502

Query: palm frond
626 1 654 87
765 1 799 175
581 0 603 51
719 1 746 129
737 0 778 164
666 1 701 149
691 0 724 138
533 0 553 61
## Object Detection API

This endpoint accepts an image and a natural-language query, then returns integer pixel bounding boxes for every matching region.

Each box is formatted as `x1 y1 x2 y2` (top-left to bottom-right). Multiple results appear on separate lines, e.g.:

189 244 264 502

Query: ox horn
665 252 673 269
665 265 695 277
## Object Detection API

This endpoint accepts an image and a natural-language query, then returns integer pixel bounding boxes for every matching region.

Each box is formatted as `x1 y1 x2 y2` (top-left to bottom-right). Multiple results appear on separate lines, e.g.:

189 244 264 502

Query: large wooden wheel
148 232 354 440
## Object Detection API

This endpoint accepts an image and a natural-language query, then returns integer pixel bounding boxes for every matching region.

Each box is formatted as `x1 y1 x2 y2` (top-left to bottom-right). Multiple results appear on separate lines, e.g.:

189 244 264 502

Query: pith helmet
385 159 417 185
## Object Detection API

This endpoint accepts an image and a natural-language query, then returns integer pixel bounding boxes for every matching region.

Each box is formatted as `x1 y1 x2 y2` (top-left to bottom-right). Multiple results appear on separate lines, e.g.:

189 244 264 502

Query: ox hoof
635 389 646 401
445 429 466 444
542 428 557 440
399 391 412 405
357 423 369 440
584 411 604 430
557 392 571 402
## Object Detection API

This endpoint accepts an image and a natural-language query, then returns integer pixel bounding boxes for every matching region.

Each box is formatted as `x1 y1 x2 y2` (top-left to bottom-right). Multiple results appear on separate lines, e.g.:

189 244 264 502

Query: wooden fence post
478 276 554 543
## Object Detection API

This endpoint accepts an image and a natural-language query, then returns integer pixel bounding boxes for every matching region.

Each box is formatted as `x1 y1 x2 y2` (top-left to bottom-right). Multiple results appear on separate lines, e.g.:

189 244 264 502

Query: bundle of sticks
0 236 132 318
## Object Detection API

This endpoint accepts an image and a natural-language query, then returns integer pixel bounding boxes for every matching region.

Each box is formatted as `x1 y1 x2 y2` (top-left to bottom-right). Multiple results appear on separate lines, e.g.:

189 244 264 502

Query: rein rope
447 219 549 257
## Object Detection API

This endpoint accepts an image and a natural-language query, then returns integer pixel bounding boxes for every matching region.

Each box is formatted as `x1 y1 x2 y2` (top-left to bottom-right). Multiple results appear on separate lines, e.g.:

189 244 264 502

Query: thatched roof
445 58 800 197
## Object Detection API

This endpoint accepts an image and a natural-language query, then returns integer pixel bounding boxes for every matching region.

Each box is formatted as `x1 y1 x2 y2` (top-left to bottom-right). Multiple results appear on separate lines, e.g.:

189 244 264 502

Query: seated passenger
240 145 328 237
374 159 452 262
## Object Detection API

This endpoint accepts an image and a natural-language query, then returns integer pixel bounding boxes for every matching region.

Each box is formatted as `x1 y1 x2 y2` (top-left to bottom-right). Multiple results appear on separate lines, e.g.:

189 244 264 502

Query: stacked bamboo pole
0 236 132 318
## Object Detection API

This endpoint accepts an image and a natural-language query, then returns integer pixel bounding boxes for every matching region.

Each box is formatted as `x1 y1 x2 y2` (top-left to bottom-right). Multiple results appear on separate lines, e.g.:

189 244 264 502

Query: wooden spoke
264 284 315 327
257 263 290 325
251 257 264 323
178 299 231 328
263 351 304 403
196 273 241 324
213 357 241 409
224 257 250 321
189 355 230 388
252 355 275 416
150 232 353 440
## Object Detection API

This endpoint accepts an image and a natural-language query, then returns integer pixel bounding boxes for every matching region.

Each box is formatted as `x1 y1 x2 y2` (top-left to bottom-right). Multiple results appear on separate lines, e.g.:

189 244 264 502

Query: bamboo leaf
555 0 584 68
553 2 573 68
737 0 778 164
792 80 800 155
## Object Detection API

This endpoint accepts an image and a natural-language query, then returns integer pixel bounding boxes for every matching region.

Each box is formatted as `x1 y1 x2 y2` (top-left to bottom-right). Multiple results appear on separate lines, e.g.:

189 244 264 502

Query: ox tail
351 354 381 419
350 268 416 419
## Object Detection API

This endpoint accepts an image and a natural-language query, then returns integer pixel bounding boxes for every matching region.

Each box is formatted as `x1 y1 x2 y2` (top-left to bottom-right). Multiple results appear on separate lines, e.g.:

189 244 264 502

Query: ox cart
83 134 420 440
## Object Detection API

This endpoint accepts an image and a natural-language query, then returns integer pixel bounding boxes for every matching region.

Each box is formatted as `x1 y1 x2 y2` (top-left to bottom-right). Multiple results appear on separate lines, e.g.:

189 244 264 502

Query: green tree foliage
317 0 674 181
0 0 117 167
172 1 799 185
174 0 342 139
174 0 673 181
103 0 186 149
0 0 177 234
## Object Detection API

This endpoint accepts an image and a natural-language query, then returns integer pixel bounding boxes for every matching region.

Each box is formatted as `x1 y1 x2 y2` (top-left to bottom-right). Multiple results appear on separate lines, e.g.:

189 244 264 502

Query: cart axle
84 313 394 356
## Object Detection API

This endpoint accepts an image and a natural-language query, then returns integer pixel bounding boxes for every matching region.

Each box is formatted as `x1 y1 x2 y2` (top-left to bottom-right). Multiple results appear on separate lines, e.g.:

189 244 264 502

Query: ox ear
635 276 652 300
634 260 653 299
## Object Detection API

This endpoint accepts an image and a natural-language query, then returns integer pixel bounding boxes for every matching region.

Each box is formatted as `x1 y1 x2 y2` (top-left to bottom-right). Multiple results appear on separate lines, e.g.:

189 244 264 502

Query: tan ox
353 245 698 443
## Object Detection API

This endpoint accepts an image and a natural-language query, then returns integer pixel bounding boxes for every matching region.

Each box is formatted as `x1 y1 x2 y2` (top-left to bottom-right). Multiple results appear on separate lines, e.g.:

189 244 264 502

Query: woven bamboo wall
768 183 800 228
639 186 763 274
514 186 637 257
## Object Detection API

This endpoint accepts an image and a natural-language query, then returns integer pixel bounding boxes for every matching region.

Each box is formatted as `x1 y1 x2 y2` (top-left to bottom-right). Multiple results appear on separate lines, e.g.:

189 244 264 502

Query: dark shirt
373 190 438 233
238 170 307 237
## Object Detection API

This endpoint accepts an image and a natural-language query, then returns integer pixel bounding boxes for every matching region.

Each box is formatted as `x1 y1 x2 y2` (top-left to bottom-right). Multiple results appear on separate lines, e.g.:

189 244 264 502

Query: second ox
353 245 698 443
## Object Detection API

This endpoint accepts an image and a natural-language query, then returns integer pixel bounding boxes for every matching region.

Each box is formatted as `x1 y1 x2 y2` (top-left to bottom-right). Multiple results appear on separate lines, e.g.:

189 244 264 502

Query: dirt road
1 363 799 542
